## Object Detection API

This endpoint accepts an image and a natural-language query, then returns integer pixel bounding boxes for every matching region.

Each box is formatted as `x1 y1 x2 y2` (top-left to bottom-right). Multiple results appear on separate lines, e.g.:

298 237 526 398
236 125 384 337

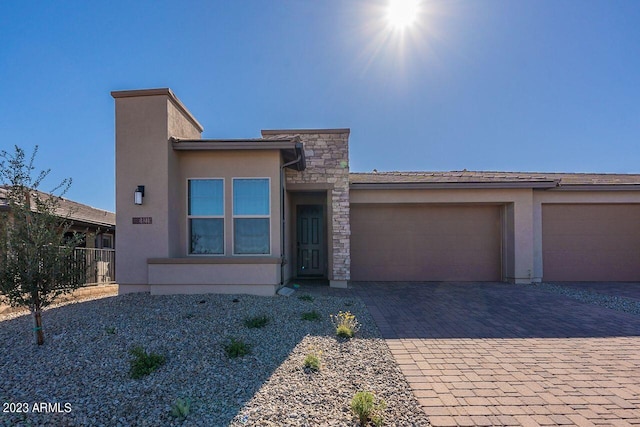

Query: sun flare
386 0 420 29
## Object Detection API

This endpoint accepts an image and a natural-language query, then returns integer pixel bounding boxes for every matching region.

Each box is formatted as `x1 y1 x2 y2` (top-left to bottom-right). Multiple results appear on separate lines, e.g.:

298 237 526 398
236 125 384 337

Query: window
188 179 224 254
233 178 270 254
102 234 113 249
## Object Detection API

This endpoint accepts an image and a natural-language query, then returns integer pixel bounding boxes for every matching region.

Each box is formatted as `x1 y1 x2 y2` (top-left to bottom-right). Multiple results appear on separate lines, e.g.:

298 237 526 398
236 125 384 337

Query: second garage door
542 204 640 281
350 204 502 281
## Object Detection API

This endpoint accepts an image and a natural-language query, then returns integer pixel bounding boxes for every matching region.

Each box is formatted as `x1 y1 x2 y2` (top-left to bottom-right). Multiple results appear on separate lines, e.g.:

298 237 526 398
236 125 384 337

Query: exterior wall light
134 186 145 205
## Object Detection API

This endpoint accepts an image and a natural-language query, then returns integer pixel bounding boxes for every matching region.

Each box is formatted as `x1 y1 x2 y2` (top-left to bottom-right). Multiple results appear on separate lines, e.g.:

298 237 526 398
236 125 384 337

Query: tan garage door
542 204 640 281
350 204 502 281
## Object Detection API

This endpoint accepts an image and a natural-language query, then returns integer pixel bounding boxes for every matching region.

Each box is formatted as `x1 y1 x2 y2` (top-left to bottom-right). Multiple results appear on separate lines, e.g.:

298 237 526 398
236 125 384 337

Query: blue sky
1 0 639 212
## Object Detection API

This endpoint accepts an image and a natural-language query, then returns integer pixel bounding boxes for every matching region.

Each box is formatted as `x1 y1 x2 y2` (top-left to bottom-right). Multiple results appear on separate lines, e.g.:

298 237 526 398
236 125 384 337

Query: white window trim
232 177 272 256
186 178 225 256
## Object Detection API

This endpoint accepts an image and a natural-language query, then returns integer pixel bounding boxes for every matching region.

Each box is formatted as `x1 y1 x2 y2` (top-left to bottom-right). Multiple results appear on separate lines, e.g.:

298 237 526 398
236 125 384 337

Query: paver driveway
348 282 640 426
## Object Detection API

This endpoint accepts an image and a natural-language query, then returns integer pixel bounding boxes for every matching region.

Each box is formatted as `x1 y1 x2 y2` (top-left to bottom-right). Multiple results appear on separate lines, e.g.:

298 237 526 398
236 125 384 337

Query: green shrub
331 311 361 338
350 391 386 426
129 346 166 379
170 397 191 420
244 315 269 329
301 310 321 321
105 326 116 335
303 350 322 372
224 337 251 358
298 294 314 302
336 324 354 338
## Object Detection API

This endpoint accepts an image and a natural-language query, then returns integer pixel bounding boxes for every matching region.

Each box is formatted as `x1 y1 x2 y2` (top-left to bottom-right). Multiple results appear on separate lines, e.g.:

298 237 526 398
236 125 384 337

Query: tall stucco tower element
112 89 203 293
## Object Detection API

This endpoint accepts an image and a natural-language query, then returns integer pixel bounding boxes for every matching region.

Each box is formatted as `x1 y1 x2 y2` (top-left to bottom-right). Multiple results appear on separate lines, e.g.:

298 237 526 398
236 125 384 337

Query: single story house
0 187 115 249
112 88 640 296
1 187 116 285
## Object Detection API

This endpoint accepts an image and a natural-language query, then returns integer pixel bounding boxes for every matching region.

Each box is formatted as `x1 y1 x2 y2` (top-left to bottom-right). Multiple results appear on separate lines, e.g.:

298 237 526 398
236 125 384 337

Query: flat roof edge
261 128 350 136
111 88 204 133
172 141 299 151
111 88 173 98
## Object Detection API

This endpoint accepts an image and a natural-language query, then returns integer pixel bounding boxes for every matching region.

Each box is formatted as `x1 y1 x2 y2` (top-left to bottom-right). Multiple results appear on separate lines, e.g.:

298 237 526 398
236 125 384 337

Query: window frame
186 178 225 256
101 234 114 249
232 177 271 256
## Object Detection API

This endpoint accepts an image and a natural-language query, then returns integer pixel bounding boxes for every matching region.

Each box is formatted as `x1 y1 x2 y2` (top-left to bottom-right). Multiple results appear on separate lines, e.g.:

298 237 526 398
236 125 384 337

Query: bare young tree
0 145 86 345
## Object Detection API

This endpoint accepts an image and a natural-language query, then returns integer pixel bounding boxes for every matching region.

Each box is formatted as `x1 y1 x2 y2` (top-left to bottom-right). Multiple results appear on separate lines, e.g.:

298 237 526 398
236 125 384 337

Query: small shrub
301 310 321 321
336 324 354 338
350 391 386 426
331 311 361 338
244 315 269 329
170 397 191 420
298 294 314 302
303 349 322 372
105 326 116 335
129 346 166 379
224 337 251 358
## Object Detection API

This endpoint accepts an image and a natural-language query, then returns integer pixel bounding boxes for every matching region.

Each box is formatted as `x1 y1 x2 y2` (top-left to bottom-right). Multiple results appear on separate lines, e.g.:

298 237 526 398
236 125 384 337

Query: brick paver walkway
300 281 640 426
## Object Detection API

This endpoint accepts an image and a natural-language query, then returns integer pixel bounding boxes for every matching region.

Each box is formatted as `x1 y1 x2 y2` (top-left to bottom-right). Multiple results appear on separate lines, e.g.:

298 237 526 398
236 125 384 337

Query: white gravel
0 292 430 426
527 283 640 315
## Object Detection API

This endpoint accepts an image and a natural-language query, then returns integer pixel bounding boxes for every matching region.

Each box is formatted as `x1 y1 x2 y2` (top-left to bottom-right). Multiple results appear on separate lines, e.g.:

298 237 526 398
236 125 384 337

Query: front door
297 205 324 276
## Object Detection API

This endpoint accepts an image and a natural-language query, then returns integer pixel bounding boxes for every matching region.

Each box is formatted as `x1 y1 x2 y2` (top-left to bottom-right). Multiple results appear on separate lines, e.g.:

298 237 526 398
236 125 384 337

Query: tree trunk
32 294 44 345
33 309 44 345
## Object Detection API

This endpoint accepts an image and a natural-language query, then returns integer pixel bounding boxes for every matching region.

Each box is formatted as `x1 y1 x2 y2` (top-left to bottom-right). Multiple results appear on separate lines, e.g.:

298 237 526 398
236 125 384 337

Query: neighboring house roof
350 171 640 190
0 187 115 228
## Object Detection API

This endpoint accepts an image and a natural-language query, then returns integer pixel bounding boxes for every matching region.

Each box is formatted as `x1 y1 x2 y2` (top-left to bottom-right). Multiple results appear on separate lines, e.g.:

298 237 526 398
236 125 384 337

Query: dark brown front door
297 205 324 276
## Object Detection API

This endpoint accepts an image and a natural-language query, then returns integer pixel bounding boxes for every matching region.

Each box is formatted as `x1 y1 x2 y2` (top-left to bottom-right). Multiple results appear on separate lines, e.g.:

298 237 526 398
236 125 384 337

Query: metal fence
73 248 116 286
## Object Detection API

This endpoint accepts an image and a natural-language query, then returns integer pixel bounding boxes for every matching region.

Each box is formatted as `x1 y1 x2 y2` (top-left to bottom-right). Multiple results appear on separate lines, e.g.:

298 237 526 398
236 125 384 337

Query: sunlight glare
387 0 420 29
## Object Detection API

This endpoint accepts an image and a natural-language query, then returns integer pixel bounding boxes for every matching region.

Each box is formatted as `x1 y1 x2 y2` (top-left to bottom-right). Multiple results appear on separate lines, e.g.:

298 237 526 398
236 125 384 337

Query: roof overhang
171 137 306 171
350 181 559 190
547 184 640 191
67 219 116 230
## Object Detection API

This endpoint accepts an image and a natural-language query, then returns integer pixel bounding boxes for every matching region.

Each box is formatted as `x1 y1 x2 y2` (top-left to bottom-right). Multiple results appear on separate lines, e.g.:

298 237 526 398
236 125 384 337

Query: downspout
280 152 303 288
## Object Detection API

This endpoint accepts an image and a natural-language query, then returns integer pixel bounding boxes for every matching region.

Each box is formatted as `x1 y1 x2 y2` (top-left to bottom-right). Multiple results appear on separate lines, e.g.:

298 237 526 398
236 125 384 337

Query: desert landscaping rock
0 292 429 426
528 282 640 316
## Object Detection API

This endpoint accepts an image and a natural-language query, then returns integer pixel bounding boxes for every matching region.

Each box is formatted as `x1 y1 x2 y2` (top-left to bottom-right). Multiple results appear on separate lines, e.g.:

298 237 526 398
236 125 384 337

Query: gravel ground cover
0 292 430 426
528 282 640 315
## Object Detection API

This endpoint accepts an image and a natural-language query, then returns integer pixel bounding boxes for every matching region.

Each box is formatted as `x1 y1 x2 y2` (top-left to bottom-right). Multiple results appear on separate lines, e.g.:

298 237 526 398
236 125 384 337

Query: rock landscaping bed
0 292 430 426
528 282 640 316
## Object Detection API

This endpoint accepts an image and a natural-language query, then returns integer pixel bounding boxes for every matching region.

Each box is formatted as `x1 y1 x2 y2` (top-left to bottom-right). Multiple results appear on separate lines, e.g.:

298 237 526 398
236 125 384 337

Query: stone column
264 129 351 288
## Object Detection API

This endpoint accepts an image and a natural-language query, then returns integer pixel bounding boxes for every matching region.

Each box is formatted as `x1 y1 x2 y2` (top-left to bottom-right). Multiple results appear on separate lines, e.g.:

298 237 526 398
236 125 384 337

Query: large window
188 179 224 255
233 178 270 254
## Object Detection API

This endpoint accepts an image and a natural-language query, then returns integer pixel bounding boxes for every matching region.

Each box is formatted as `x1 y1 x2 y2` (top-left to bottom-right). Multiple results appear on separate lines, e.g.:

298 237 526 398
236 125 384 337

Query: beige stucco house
112 88 640 296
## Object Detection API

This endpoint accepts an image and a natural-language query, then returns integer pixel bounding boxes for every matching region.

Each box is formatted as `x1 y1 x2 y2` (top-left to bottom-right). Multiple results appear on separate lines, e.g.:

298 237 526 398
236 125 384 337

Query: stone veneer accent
262 129 351 286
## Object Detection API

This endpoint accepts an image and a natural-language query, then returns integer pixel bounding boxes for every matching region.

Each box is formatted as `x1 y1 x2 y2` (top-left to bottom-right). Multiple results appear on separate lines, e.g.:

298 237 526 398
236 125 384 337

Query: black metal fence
73 248 116 286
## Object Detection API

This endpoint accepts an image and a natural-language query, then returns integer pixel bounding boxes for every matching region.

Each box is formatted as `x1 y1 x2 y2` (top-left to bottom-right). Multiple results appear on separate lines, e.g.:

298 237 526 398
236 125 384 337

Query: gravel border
1 292 430 426
523 282 640 316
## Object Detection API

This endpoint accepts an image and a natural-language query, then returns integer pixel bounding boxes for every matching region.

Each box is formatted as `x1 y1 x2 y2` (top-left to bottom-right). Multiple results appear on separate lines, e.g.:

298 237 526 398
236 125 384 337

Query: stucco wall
148 263 280 287
175 150 282 257
113 90 203 293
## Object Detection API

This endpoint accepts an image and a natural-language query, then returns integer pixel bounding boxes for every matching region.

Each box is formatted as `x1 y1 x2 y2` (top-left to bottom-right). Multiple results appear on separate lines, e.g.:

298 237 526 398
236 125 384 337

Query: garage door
351 204 502 281
542 204 640 281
